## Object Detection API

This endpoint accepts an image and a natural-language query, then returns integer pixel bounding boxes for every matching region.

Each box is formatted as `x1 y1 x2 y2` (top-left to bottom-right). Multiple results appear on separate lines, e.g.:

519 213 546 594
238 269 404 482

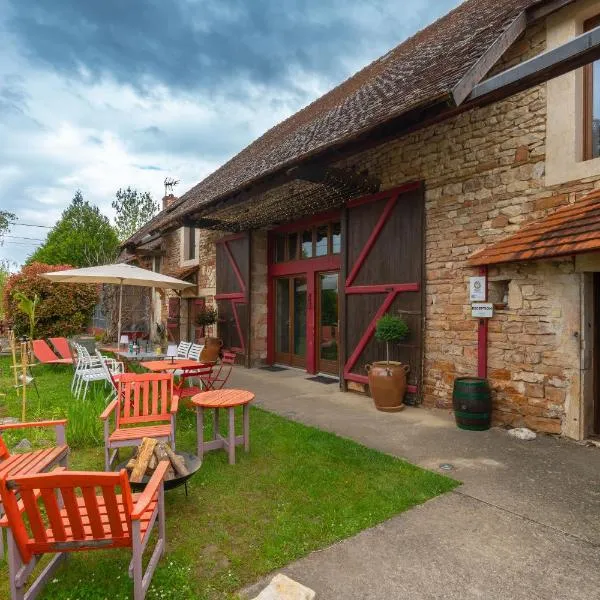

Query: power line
11 223 52 229
4 235 44 242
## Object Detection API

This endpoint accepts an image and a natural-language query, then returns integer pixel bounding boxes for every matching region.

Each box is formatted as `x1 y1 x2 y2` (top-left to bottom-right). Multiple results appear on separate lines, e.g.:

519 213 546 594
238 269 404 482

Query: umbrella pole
117 280 123 352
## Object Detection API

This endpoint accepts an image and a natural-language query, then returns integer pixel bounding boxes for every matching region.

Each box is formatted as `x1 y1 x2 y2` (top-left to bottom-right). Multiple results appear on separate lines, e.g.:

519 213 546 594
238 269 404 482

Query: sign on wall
471 302 494 319
469 276 487 301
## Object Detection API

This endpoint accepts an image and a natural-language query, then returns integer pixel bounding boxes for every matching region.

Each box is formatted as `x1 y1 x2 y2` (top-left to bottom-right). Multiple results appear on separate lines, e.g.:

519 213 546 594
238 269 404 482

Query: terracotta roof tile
469 190 600 266
127 0 545 243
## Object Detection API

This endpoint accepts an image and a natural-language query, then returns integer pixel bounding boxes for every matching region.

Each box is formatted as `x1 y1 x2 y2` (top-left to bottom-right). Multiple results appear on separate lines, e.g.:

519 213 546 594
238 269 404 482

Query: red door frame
215 233 248 354
267 212 341 374
343 181 422 394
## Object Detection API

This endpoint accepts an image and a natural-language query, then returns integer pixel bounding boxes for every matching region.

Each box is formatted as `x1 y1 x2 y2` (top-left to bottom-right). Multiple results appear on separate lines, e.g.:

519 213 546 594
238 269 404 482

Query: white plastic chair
176 341 192 358
187 343 204 362
73 345 123 400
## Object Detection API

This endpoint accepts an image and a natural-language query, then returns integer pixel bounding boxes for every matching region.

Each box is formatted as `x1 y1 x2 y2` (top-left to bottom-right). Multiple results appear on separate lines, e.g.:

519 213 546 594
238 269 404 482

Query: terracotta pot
366 361 410 412
200 337 223 363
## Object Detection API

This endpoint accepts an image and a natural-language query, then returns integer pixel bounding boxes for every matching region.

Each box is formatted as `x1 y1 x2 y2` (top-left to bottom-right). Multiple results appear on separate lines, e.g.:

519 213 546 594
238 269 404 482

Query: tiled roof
165 265 198 281
469 191 600 266
126 0 547 245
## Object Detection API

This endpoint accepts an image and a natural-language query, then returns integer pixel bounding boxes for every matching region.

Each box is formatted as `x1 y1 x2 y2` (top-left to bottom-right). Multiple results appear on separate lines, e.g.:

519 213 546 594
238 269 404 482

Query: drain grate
260 366 288 372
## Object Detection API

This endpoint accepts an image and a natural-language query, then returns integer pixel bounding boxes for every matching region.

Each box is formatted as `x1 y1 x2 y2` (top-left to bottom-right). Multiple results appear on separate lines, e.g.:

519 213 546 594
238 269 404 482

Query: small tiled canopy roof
165 265 198 281
124 0 549 246
469 191 600 266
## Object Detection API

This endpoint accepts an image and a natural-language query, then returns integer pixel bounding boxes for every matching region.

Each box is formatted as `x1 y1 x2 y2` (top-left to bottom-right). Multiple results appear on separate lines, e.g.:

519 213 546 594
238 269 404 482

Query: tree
27 190 119 267
4 262 98 338
0 210 16 245
112 187 159 241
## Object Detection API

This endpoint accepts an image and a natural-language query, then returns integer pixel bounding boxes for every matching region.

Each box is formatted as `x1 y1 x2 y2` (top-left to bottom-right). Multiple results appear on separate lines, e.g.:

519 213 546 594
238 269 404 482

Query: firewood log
154 443 170 464
130 438 157 483
164 444 189 476
148 454 158 471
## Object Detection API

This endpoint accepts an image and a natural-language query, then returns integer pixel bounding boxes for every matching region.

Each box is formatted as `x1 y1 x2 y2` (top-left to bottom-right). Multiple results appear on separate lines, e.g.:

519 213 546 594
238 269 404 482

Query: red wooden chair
173 364 214 401
31 340 73 365
0 420 69 559
0 462 169 600
205 351 236 390
101 372 178 470
48 337 73 361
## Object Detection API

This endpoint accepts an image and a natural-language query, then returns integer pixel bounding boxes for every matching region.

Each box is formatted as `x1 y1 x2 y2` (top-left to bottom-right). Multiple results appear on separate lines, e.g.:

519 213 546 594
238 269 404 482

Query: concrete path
230 367 600 599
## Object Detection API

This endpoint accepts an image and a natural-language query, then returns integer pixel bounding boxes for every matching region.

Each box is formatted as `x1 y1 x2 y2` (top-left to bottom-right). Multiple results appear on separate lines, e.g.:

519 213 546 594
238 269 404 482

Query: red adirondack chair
101 372 178 470
0 419 69 559
205 351 236 390
48 337 73 361
173 364 214 400
31 340 73 365
0 462 169 600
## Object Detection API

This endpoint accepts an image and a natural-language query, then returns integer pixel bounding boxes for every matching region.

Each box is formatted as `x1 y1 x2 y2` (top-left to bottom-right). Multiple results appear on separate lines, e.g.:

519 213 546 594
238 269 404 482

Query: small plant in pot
366 313 410 412
195 306 218 338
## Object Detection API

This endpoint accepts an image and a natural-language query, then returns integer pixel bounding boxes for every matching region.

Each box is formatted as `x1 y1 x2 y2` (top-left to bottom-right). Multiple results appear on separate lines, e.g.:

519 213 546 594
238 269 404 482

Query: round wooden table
191 389 255 464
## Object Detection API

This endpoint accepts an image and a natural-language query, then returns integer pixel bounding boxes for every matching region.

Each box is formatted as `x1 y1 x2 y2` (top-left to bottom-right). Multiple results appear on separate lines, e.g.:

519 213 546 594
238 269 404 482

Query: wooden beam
527 0 575 23
469 23 600 103
452 11 527 106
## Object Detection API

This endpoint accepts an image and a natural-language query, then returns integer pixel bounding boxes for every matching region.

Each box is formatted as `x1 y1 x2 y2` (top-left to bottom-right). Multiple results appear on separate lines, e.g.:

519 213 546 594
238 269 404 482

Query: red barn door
215 233 250 366
342 183 424 404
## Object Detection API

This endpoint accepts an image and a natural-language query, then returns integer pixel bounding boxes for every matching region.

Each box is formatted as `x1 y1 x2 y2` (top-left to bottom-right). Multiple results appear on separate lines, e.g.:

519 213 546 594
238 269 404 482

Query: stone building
122 0 600 440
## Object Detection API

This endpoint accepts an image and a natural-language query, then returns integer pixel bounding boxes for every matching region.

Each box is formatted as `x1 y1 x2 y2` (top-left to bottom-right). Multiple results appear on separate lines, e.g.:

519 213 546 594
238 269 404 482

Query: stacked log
127 437 189 482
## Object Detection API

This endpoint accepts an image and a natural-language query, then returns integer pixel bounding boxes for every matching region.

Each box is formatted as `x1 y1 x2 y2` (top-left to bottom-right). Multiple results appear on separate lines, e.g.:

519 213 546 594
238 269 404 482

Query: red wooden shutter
215 233 250 365
343 183 424 403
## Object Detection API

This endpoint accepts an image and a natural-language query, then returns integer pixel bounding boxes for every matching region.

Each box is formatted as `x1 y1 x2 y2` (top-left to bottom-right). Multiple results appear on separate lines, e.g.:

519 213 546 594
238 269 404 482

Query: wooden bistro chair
31 340 73 366
0 461 169 600
101 373 178 471
0 419 69 559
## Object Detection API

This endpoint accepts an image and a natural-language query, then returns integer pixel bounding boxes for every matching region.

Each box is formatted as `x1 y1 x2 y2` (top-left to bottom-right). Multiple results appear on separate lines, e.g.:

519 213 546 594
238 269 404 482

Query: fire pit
116 438 202 495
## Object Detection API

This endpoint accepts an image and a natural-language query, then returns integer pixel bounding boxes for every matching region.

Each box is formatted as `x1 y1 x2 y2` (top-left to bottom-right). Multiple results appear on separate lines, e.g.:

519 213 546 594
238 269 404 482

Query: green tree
112 187 159 241
0 210 16 245
27 190 119 267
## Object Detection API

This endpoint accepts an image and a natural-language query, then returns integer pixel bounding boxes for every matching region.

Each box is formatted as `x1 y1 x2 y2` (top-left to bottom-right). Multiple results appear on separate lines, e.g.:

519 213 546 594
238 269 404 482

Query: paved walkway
231 367 600 600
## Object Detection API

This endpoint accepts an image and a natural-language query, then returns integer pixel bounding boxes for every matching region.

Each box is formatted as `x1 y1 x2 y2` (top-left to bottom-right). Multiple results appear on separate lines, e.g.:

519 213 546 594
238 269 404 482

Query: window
272 221 341 263
301 230 313 259
152 256 161 273
184 226 196 260
584 15 600 160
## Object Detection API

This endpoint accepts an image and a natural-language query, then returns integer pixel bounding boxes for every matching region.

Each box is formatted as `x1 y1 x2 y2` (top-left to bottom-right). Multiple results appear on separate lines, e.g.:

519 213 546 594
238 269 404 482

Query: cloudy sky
0 0 461 266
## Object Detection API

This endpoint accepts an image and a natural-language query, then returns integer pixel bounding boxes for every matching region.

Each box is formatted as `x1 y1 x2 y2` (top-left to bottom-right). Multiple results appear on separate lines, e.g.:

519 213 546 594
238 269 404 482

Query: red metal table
191 389 255 464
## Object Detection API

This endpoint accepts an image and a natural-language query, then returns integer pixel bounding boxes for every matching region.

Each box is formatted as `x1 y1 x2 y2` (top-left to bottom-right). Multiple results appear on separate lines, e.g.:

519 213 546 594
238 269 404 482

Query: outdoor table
116 350 166 361
191 389 255 464
140 358 202 372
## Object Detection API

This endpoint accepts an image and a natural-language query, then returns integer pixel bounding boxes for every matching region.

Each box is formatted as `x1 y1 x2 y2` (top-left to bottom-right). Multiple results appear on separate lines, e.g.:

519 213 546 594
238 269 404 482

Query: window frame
583 15 600 161
272 220 341 264
185 226 196 261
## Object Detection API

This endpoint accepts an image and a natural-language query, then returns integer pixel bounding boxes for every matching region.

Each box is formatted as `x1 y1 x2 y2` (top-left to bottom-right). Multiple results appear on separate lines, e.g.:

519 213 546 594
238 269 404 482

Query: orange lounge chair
48 337 73 361
31 340 73 365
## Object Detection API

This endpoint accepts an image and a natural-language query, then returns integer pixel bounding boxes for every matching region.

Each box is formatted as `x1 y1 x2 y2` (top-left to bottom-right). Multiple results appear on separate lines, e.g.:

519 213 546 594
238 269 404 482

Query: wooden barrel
452 377 491 431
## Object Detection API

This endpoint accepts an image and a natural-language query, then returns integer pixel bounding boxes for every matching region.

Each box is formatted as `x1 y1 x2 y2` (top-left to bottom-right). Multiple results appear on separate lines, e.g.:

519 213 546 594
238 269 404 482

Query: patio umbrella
41 263 194 347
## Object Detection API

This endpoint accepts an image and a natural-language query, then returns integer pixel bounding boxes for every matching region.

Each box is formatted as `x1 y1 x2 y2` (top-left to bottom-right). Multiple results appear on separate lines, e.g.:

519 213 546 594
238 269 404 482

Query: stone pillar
250 230 268 366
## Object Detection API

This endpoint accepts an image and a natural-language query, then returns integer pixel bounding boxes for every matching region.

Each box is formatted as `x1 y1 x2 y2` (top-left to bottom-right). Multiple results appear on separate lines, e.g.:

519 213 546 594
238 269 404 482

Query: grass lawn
0 356 457 599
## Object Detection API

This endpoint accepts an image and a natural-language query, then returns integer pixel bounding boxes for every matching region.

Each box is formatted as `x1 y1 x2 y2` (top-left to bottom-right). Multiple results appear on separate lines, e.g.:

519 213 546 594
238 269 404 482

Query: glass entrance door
274 276 307 367
317 272 339 375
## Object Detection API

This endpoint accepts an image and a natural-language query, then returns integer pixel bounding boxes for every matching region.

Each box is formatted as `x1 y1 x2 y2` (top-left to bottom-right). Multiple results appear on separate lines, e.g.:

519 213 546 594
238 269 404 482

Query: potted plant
196 306 217 337
366 313 410 412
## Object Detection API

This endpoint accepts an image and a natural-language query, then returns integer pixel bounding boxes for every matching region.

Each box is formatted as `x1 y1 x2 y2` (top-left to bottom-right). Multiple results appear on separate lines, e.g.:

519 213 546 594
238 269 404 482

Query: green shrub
375 313 409 363
4 262 98 338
